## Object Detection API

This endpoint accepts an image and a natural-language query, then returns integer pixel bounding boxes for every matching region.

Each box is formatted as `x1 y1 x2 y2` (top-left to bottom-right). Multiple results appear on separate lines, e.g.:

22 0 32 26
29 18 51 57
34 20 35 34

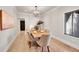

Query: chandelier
33 6 39 17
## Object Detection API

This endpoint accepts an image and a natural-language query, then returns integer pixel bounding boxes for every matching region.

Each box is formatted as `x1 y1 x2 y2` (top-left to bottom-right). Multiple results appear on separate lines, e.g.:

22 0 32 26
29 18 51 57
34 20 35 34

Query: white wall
43 6 79 49
0 6 18 51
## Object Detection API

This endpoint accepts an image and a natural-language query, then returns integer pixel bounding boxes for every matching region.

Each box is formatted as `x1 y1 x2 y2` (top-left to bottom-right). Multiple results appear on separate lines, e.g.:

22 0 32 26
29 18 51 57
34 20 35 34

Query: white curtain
73 12 79 37
66 14 73 35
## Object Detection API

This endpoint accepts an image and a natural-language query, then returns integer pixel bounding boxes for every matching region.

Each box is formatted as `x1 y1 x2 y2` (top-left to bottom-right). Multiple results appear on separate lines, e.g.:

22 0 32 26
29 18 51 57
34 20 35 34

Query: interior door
20 20 25 31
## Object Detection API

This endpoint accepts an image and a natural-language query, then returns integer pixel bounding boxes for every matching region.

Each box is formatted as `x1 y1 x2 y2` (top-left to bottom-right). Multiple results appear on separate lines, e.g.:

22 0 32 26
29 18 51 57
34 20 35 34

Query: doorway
20 20 25 31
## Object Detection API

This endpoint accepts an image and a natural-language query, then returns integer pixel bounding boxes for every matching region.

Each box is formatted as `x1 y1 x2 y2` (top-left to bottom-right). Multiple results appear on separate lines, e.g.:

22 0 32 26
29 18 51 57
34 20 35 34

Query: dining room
7 6 79 52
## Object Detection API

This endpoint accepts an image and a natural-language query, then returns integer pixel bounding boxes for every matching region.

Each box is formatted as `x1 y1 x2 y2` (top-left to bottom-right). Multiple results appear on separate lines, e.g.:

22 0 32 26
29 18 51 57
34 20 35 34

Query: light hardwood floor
8 31 79 52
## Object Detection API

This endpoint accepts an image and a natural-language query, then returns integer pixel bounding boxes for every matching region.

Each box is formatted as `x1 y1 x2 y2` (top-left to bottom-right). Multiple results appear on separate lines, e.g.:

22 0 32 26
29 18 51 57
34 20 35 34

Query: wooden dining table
31 29 50 52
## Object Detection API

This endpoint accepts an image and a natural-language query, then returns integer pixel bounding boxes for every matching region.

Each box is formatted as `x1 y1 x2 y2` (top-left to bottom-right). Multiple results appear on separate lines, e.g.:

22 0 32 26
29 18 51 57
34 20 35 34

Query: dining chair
36 35 50 52
27 32 40 48
27 32 33 48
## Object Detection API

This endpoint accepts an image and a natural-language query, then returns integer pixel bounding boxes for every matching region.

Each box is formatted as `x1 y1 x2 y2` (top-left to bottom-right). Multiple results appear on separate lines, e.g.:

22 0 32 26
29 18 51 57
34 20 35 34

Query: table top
31 29 49 38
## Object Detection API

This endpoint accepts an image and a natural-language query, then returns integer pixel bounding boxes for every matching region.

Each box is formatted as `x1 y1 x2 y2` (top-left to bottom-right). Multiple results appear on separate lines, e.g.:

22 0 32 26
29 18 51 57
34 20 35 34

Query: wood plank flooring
7 31 79 52
49 38 79 52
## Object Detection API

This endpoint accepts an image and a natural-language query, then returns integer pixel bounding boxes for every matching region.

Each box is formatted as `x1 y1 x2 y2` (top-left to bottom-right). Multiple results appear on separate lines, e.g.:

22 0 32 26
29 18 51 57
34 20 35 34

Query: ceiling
16 6 56 15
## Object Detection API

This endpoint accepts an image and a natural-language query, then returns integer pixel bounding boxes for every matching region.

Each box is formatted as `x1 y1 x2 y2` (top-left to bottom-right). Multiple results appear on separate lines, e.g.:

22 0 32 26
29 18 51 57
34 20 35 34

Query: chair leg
47 46 50 52
41 46 49 52
42 47 43 52
28 41 31 48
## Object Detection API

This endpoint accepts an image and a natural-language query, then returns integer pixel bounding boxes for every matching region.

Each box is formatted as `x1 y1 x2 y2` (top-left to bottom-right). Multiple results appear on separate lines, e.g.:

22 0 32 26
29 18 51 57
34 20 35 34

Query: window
65 9 79 38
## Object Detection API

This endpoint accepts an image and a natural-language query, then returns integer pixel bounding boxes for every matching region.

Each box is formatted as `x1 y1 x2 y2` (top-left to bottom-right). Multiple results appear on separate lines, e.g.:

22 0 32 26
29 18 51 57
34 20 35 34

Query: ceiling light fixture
33 6 39 17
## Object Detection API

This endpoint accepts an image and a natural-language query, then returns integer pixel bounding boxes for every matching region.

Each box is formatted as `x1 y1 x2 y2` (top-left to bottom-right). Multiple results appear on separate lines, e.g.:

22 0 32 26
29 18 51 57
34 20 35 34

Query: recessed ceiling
16 6 56 15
